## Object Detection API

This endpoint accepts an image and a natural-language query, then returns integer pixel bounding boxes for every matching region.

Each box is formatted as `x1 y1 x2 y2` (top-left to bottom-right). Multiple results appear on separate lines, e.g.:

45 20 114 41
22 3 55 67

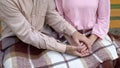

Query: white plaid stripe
92 53 103 63
101 35 118 60
28 45 34 68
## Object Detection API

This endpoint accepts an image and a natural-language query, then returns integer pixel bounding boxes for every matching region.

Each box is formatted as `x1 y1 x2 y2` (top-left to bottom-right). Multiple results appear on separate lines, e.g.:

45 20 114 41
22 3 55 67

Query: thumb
88 44 92 51
74 39 82 46
71 46 85 57
82 39 89 45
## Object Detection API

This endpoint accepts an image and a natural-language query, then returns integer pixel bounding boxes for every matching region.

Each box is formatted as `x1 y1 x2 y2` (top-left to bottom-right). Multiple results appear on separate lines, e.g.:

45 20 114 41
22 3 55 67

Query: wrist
89 34 98 44
65 45 72 54
72 31 82 38
89 34 98 40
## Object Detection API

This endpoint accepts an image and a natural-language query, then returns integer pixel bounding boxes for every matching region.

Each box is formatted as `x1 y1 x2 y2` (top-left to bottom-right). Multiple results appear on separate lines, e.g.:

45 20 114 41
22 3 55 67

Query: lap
3 43 99 68
2 35 120 68
92 35 118 60
65 34 118 60
2 37 118 68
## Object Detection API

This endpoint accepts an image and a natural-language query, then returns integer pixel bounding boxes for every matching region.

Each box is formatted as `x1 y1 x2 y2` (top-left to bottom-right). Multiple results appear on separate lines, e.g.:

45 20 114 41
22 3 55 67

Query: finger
80 44 87 51
80 46 90 55
74 51 84 57
83 43 91 50
80 42 84 46
81 47 87 53
73 43 89 57
80 38 89 46
74 39 81 46
81 50 88 56
83 41 89 47
81 50 90 56
84 52 89 56
80 51 89 57
87 45 92 51
76 48 89 57
85 49 91 55
73 46 85 57
77 44 83 52
80 44 86 48
85 49 89 53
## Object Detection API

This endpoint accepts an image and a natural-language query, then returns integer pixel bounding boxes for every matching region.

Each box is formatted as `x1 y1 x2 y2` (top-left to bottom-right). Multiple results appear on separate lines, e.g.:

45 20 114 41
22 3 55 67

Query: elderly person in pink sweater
55 0 119 68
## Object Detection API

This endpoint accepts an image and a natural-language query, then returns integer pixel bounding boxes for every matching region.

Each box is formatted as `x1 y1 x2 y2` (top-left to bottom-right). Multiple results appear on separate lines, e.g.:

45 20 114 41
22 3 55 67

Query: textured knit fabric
0 0 77 53
55 0 110 39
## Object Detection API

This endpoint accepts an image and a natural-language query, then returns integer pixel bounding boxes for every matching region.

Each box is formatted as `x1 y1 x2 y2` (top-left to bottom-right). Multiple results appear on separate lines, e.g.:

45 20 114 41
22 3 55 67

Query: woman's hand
87 34 98 50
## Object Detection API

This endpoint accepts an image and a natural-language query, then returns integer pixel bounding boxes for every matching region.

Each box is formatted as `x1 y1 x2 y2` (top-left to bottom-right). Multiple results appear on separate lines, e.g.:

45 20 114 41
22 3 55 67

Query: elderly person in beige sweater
0 0 91 68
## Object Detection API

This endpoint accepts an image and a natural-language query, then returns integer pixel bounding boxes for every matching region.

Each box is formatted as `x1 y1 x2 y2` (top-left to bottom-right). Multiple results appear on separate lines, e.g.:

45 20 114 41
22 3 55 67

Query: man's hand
65 45 89 57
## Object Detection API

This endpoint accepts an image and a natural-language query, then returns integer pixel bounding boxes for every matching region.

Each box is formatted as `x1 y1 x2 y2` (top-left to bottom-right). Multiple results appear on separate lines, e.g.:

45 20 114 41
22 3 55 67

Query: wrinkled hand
72 31 89 47
87 34 98 50
65 45 88 57
71 31 98 56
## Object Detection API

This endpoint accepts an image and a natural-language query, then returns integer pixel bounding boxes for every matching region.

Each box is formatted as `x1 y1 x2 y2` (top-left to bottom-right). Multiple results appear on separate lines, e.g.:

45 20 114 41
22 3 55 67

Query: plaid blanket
109 33 120 55
0 34 119 68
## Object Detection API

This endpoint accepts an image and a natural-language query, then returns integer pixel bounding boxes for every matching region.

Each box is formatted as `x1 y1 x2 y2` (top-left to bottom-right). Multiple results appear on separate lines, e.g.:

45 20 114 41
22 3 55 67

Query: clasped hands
65 31 98 57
